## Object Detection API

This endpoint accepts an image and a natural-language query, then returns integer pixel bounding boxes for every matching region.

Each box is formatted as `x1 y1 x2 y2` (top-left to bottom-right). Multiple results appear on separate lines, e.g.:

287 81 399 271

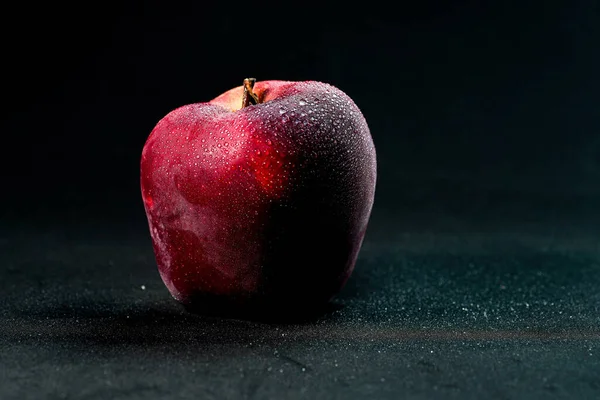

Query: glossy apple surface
140 80 376 313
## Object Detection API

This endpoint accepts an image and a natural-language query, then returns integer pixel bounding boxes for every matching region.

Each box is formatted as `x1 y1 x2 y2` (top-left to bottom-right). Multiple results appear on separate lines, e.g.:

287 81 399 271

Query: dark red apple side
140 80 376 314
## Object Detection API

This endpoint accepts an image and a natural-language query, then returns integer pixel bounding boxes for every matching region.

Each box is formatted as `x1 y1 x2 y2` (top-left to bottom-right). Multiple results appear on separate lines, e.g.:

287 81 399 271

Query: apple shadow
181 295 344 324
10 297 345 350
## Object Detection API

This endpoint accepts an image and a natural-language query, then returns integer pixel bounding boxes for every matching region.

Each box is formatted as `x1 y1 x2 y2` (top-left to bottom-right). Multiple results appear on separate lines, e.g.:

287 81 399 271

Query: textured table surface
1 197 600 400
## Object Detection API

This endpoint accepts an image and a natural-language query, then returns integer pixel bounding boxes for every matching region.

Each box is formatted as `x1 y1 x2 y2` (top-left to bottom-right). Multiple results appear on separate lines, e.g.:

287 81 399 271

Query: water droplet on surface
299 100 306 106
279 108 286 114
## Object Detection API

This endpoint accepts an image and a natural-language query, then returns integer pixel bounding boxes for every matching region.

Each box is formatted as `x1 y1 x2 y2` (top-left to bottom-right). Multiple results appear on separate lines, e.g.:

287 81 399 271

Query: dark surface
2 195 600 400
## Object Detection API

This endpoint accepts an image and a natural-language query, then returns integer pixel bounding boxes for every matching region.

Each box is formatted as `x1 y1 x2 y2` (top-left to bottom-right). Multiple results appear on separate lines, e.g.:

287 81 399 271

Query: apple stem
242 78 259 108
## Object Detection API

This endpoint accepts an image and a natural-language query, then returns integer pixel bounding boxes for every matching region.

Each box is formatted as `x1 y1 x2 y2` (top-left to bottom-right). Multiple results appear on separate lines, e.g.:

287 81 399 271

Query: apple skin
140 80 376 313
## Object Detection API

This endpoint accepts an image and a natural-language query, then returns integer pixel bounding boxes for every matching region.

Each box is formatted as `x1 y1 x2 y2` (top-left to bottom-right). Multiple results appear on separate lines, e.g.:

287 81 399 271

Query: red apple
140 79 376 315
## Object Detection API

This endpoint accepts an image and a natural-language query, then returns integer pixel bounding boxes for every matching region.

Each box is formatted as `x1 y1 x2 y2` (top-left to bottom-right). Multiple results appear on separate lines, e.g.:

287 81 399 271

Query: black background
3 0 600 222
2 1 600 399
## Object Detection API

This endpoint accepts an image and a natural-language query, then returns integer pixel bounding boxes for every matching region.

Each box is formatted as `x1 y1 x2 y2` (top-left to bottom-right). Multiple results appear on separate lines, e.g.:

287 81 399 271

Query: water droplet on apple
266 139 272 145
299 100 306 106
279 108 286 114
